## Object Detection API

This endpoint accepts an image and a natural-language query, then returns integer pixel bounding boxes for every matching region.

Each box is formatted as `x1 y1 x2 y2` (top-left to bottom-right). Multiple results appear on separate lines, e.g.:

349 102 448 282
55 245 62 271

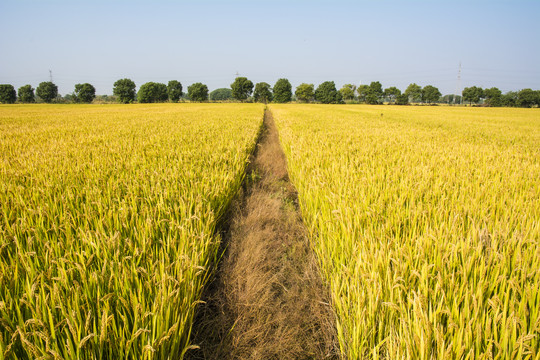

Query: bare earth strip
187 110 340 359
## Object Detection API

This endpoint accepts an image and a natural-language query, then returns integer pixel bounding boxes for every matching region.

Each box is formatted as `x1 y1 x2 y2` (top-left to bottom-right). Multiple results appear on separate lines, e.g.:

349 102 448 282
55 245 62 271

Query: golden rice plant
0 103 264 359
271 104 540 359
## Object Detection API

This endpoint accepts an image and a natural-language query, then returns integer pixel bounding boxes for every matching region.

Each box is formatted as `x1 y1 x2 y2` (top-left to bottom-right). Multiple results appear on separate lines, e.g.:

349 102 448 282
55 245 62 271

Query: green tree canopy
253 82 273 103
187 83 209 102
396 93 409 105
73 83 96 103
273 78 292 103
356 81 384 104
209 88 232 101
36 81 58 103
462 86 484 105
339 84 356 101
137 82 168 103
113 78 136 104
365 93 379 105
0 84 17 104
384 86 401 103
369 81 383 99
231 77 254 101
483 87 502 107
484 87 502 99
315 81 342 104
357 85 370 103
517 88 539 108
167 80 183 102
17 85 35 103
501 91 517 107
421 85 441 104
405 83 422 103
295 83 315 103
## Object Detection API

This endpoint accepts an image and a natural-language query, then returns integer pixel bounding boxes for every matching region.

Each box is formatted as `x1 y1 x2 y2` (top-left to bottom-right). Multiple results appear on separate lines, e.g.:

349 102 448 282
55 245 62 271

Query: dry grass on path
187 110 339 359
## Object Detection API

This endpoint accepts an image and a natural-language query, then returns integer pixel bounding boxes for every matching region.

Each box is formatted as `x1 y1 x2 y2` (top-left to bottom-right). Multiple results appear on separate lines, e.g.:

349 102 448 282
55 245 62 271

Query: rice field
2 103 539 359
271 104 540 359
0 103 264 359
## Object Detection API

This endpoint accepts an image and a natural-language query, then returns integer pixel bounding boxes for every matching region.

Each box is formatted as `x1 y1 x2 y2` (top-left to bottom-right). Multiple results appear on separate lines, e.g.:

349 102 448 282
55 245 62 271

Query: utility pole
454 62 462 105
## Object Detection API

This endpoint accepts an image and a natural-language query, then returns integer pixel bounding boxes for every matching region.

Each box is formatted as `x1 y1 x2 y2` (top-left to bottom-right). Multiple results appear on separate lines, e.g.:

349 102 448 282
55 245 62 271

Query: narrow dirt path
187 109 339 359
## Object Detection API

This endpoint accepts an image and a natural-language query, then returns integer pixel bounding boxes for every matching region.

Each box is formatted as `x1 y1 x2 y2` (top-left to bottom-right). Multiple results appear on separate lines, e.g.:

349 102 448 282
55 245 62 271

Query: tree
209 88 232 101
365 93 378 105
462 86 484 105
273 78 292 103
36 81 58 103
384 86 401 104
405 83 422 103
0 84 17 104
137 82 168 103
315 81 342 104
483 87 502 107
167 80 183 102
369 81 383 102
339 84 356 101
396 93 409 105
358 81 384 105
253 82 273 103
501 91 517 107
295 83 315 103
73 83 96 103
113 78 136 103
357 85 370 103
421 85 441 104
336 90 343 104
187 83 208 102
231 77 254 102
18 85 35 103
516 88 539 108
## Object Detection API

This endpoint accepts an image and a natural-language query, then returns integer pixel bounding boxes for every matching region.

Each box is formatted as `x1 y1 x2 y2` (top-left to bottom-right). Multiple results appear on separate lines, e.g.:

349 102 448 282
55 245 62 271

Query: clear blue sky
1 0 539 95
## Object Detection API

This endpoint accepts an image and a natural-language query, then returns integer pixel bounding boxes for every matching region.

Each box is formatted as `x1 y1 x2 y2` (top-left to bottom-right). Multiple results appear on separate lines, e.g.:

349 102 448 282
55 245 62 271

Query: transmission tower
454 62 462 105
49 70 53 83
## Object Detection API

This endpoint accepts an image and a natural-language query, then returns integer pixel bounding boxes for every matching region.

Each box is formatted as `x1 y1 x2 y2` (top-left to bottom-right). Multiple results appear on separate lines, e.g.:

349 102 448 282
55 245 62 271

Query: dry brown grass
187 110 340 359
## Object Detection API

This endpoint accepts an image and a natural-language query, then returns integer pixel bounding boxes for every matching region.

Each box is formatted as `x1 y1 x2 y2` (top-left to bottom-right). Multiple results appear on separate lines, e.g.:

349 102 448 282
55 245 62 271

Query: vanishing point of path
187 109 340 359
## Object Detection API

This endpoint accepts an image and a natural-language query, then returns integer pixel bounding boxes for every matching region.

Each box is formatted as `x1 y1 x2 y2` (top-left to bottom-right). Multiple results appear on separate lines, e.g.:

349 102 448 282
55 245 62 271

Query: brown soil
186 109 340 359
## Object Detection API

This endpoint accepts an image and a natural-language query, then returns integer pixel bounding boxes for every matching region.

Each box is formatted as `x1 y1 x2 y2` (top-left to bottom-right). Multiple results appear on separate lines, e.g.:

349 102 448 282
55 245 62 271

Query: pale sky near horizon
1 0 539 96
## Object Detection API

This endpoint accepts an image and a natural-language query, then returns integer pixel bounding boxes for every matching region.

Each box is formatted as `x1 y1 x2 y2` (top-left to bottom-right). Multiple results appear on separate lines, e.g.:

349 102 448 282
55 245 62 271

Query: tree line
461 86 540 107
1 78 539 107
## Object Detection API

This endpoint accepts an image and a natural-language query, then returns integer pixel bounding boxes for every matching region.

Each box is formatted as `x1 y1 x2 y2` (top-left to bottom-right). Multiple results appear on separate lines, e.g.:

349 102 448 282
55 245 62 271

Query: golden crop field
271 104 540 359
0 103 264 359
